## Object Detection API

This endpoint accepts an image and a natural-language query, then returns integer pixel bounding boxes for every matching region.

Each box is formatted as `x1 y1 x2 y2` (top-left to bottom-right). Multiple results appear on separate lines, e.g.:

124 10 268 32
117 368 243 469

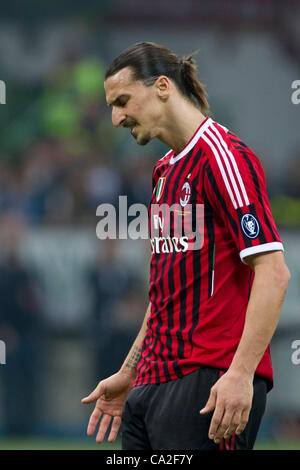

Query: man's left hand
199 369 254 443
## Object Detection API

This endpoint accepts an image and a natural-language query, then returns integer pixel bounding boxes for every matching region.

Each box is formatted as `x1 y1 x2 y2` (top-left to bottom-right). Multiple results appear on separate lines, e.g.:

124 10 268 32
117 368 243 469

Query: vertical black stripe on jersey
240 150 277 241
201 159 215 299
176 254 187 359
249 203 267 244
236 207 252 248
157 255 172 382
249 204 267 244
205 164 239 239
203 198 215 299
151 166 157 192
228 133 249 149
188 237 201 355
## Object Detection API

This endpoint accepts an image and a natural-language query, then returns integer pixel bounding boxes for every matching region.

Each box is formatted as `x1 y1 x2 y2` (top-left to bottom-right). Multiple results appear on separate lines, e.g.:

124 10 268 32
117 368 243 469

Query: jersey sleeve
203 129 284 263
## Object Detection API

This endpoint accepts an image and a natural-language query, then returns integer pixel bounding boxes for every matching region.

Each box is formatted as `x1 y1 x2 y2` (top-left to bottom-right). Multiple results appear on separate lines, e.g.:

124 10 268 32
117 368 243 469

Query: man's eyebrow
106 94 130 107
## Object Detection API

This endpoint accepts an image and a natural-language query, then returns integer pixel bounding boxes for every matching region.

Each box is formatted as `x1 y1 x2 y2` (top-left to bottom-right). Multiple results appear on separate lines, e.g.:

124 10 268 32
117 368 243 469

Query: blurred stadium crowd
0 0 299 447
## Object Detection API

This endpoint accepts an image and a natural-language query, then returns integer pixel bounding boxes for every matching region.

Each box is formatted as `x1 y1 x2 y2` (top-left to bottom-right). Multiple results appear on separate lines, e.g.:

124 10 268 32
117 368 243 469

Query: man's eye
118 98 129 107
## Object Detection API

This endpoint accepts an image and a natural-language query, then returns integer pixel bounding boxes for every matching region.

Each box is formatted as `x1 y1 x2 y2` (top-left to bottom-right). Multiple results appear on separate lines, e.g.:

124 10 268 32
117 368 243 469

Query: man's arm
229 251 290 377
119 301 152 380
81 301 152 443
200 250 290 444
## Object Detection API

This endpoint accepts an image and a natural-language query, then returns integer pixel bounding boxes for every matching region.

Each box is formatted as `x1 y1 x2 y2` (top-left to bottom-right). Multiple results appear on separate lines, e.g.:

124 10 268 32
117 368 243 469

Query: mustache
122 119 137 128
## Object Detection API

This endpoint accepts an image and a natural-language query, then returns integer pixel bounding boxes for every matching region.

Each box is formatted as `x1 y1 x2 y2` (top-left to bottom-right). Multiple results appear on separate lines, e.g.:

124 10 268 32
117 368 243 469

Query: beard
135 129 152 146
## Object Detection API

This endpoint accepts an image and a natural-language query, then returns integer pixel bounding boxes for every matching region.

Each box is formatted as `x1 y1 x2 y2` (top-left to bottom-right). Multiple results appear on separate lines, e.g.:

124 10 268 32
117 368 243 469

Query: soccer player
82 42 290 450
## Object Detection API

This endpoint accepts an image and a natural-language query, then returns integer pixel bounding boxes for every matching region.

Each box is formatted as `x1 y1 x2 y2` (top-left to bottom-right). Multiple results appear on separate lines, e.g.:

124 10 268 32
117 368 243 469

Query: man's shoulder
152 149 174 173
202 120 261 171
158 148 174 164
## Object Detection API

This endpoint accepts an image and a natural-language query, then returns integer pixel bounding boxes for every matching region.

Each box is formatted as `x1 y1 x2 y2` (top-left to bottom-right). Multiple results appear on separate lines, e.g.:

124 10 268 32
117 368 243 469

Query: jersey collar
169 117 213 164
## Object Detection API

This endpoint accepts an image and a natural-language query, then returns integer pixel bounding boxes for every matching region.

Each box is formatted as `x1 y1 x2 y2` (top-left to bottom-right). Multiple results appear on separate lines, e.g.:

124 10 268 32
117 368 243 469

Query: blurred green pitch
0 438 300 450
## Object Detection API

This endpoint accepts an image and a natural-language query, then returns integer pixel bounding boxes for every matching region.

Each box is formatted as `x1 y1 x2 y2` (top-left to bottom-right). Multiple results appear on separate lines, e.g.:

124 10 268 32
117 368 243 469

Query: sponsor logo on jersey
179 181 191 207
150 236 189 254
241 213 260 239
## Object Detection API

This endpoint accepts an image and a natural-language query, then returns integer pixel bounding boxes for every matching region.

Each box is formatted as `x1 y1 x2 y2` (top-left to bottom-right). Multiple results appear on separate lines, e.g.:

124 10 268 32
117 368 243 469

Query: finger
223 409 241 440
87 406 103 436
96 413 112 443
107 416 122 442
235 407 250 435
200 389 217 415
208 400 225 440
214 407 236 442
215 407 239 444
81 383 103 404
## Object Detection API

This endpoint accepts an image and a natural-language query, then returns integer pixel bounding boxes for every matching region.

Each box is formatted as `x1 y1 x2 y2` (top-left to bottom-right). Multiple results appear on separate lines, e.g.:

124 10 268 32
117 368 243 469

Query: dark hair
105 42 210 115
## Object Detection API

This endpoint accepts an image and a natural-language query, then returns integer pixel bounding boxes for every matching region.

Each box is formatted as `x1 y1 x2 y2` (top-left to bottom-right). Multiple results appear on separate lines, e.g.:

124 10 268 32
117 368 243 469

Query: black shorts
121 366 267 450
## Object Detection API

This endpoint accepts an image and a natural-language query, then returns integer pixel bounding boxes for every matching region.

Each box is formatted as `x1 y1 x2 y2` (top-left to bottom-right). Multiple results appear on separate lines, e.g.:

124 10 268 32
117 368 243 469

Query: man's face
104 67 163 146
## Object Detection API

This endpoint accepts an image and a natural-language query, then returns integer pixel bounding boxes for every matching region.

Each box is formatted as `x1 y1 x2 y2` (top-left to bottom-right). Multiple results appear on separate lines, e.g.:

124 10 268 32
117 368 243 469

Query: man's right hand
81 371 135 443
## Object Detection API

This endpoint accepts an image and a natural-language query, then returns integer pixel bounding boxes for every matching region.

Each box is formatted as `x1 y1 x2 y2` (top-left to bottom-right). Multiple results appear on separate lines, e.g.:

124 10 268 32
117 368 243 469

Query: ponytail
180 52 210 116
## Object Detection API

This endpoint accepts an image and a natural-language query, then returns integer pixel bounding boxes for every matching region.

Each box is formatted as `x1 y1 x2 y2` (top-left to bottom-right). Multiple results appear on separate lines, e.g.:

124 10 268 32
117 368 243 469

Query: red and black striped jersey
133 117 283 391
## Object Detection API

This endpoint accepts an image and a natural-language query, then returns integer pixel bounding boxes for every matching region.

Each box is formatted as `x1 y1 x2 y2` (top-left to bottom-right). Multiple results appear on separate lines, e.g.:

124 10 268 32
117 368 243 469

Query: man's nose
111 107 126 128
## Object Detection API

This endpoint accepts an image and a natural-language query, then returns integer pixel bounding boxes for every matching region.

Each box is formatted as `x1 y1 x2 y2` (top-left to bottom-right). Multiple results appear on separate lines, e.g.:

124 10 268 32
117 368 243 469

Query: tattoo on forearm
125 345 141 370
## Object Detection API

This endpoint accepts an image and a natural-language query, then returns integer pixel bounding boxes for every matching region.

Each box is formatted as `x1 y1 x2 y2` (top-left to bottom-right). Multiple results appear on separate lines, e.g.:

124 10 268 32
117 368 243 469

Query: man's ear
155 75 171 101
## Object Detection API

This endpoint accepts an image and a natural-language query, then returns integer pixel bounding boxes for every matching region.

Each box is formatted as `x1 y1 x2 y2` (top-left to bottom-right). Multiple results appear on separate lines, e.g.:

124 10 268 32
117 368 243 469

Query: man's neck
157 100 207 155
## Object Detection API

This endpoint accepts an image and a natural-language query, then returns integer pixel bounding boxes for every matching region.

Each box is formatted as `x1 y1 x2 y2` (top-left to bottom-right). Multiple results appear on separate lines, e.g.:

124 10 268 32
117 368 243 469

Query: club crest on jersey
155 177 166 202
241 213 260 239
179 181 191 207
